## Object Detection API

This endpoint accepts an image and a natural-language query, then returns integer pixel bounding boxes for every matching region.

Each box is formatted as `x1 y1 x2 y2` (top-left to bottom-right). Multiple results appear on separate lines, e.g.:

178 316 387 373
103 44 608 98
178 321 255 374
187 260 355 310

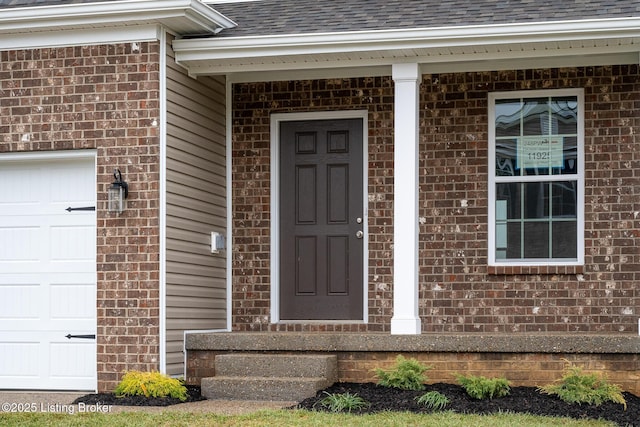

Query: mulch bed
74 382 639 426
295 382 640 427
73 385 205 407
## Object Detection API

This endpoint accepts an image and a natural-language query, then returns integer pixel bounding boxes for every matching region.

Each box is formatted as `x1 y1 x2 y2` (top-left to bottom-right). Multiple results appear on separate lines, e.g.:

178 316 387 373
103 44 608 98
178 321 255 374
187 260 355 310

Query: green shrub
114 371 188 401
416 390 450 410
318 392 369 412
538 360 626 409
374 355 432 391
456 374 511 399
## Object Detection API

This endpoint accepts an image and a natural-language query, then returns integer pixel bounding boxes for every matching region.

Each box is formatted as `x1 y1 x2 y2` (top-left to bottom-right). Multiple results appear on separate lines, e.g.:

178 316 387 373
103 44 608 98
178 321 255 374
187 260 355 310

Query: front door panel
279 118 363 320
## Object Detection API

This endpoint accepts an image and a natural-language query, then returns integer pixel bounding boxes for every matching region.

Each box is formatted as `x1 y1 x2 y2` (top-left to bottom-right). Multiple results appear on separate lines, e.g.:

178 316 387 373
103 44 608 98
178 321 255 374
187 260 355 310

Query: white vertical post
391 63 421 335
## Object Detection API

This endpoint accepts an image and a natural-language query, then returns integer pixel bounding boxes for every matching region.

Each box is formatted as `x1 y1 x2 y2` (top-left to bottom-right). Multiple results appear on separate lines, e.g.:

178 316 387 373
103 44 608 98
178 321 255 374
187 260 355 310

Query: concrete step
201 353 338 401
201 376 329 401
214 353 337 380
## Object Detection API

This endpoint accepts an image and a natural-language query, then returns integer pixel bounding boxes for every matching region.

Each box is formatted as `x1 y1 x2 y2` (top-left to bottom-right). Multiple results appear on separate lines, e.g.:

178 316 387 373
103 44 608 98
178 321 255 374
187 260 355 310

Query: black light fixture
108 169 129 214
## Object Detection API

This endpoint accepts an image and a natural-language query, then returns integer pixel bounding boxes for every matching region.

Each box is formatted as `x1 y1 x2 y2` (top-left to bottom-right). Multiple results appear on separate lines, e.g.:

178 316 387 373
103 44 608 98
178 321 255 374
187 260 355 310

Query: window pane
550 96 578 134
523 182 549 219
503 222 522 259
551 181 577 218
495 99 521 137
522 98 548 136
496 138 517 176
552 136 578 175
552 222 577 258
496 182 521 219
524 222 549 258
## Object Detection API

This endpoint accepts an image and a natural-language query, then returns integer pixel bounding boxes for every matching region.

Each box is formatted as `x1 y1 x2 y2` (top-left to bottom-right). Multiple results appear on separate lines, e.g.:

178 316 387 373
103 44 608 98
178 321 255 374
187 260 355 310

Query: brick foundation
187 350 640 396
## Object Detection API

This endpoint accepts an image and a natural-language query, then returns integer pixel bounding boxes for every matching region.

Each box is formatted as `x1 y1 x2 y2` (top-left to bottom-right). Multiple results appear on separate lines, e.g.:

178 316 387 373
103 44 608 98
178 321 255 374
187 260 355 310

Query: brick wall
419 66 639 333
232 65 640 333
0 42 161 391
337 352 640 395
232 78 395 331
187 350 640 395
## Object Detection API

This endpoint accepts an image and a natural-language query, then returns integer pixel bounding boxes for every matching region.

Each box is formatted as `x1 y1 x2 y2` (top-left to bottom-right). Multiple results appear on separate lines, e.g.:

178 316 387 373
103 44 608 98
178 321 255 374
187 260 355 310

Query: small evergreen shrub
456 374 511 399
538 360 626 409
416 390 450 410
114 371 188 401
318 392 369 412
375 355 432 391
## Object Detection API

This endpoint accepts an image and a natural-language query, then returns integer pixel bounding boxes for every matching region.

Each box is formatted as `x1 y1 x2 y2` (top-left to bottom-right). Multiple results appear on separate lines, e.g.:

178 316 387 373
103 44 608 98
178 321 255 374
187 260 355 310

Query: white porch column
390 63 421 335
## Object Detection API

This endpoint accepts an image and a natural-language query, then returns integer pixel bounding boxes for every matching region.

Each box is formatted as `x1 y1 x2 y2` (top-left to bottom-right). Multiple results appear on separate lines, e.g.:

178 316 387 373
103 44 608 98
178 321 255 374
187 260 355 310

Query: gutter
0 0 236 35
173 16 640 59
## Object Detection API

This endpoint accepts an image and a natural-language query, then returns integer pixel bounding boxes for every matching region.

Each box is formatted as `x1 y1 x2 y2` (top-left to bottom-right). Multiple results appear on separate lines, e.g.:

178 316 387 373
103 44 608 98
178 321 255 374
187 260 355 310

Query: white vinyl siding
165 37 227 376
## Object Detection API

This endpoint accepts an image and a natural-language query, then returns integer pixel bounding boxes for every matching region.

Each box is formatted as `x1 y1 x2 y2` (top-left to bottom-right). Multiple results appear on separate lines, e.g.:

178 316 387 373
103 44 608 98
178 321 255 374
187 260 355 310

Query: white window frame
488 89 584 267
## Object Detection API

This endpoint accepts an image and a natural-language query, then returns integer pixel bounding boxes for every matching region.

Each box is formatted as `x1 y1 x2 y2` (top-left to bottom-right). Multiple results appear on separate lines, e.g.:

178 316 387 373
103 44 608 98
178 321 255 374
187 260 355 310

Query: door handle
356 231 364 239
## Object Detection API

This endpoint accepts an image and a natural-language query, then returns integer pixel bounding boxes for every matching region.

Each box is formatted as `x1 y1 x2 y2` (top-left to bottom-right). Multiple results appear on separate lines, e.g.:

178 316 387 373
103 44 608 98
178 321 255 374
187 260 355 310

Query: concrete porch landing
186 332 640 354
186 333 640 395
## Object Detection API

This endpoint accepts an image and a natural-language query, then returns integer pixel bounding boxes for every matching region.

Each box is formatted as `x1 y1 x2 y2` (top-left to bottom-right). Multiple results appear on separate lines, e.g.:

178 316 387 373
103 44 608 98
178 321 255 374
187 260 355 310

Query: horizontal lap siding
165 38 226 375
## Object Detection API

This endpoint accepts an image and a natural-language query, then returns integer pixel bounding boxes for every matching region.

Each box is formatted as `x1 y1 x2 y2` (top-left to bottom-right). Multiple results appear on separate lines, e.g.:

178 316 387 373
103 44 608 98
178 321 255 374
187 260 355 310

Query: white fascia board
0 0 236 35
0 25 160 50
173 17 640 60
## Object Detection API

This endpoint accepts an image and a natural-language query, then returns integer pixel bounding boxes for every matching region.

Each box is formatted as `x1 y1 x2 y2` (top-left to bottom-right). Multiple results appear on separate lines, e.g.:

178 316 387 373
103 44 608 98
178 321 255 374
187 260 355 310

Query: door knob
356 231 364 239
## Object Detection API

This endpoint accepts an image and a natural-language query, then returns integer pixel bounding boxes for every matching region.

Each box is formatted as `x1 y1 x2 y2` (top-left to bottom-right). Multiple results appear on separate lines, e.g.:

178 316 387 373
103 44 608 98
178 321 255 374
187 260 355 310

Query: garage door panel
50 284 95 320
50 341 96 378
0 284 40 320
0 166 40 204
50 226 95 261
0 226 40 261
0 154 96 391
0 340 40 377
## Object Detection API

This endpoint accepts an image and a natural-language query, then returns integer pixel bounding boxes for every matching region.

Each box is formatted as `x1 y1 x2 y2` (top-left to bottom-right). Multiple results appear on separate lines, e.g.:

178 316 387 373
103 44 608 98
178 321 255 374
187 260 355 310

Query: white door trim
270 110 369 324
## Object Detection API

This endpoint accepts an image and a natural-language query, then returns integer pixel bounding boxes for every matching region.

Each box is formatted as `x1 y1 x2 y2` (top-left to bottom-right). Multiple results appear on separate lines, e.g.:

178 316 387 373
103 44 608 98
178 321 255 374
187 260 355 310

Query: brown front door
279 118 364 320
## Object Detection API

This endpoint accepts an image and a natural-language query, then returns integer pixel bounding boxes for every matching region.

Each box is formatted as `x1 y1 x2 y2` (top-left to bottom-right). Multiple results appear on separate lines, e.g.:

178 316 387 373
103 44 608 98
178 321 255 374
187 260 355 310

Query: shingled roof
211 0 640 37
2 0 639 37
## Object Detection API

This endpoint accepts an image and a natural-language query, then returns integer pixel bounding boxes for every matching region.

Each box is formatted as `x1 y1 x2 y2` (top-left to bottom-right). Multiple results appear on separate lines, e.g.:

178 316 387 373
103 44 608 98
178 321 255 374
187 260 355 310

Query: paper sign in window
517 137 564 169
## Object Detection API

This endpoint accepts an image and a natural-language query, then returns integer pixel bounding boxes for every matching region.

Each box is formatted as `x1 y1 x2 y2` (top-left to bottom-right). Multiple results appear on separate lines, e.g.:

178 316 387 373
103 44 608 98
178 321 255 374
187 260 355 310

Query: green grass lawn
0 409 616 427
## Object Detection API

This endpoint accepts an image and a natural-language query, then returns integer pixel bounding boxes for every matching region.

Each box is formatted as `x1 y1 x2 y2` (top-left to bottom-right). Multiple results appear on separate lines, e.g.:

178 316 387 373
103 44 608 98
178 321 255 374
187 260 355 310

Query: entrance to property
279 118 364 320
0 153 97 390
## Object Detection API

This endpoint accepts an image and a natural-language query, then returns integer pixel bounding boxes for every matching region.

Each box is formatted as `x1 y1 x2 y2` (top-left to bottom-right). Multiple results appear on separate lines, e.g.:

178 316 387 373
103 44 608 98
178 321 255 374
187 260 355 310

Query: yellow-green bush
455 374 511 399
374 355 432 391
538 360 626 409
114 371 188 401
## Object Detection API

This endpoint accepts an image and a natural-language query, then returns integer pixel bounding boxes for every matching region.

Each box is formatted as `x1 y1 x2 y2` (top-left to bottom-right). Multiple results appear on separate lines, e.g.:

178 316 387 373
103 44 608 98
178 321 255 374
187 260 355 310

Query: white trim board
0 25 161 51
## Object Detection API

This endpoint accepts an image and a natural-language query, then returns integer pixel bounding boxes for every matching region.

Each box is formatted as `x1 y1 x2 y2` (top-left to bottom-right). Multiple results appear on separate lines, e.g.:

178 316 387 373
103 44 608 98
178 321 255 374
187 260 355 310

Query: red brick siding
232 78 395 331
232 65 640 333
0 43 161 392
419 66 639 333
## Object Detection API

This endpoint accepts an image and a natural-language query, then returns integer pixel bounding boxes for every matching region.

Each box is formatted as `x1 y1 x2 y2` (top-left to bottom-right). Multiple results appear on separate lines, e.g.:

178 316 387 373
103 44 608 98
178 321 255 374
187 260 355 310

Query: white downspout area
390 63 421 335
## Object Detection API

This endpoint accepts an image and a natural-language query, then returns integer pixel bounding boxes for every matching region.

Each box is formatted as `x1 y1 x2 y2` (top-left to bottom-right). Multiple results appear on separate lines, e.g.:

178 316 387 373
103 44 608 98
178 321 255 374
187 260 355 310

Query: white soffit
173 17 640 77
0 0 236 38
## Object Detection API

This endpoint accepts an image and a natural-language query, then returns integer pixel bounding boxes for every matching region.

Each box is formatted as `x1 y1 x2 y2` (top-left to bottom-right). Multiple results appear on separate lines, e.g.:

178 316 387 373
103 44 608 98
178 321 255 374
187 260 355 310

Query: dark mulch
73 385 205 407
73 382 640 426
295 382 640 427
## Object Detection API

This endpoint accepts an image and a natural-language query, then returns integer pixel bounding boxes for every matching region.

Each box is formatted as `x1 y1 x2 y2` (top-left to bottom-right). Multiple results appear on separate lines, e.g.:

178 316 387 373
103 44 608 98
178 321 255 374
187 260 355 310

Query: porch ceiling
173 18 640 80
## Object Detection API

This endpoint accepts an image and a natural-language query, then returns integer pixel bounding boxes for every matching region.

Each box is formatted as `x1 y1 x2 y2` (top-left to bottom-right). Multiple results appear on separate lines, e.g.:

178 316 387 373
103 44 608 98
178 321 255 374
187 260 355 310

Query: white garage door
0 154 96 391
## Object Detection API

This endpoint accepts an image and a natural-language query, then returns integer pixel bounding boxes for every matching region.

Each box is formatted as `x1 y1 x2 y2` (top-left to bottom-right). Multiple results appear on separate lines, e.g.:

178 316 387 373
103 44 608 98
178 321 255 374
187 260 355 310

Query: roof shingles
1 0 639 37
211 0 640 37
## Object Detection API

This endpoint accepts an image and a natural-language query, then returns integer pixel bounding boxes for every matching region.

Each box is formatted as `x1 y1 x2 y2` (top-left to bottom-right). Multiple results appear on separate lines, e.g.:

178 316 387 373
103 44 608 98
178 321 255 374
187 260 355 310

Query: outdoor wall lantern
108 169 129 214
